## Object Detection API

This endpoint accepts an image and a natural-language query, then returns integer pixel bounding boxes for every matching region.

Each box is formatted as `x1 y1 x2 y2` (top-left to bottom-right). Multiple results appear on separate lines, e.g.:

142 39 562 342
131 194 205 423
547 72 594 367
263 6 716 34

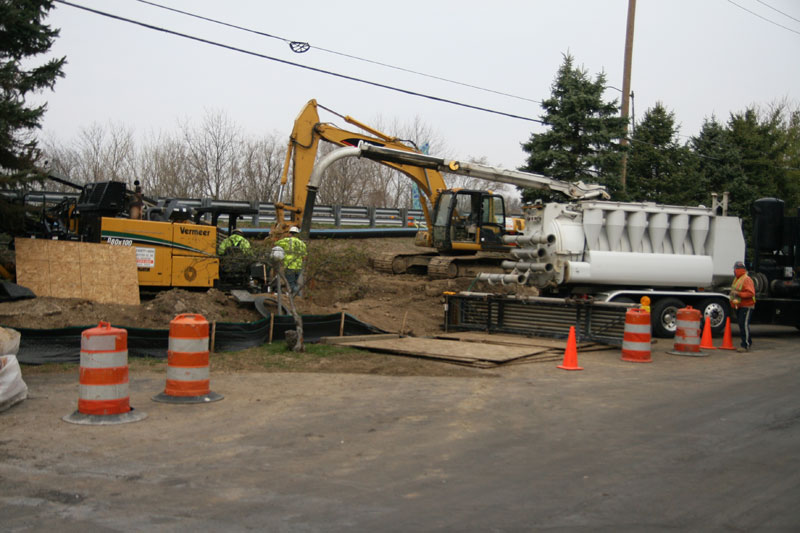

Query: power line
726 0 800 36
131 0 542 105
54 1 545 124
756 0 800 25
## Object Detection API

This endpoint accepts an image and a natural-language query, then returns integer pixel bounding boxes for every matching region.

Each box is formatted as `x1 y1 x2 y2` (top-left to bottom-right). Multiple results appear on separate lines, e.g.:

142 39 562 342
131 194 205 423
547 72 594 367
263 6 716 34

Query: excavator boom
274 100 447 244
357 145 610 201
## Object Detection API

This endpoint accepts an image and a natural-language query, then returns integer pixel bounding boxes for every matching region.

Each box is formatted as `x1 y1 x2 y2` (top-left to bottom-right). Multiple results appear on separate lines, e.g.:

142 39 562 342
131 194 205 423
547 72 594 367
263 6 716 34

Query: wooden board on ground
436 330 597 349
15 239 140 305
321 335 554 367
321 334 401 345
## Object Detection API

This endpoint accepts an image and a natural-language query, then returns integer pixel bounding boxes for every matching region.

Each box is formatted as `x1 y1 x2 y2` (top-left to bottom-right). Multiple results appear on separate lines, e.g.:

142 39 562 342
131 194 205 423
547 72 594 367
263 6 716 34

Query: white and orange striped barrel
621 308 652 363
672 306 702 353
78 322 130 415
164 314 211 397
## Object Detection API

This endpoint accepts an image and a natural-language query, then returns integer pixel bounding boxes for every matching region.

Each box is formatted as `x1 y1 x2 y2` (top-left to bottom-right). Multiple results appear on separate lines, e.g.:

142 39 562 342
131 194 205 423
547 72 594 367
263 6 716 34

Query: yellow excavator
274 100 609 278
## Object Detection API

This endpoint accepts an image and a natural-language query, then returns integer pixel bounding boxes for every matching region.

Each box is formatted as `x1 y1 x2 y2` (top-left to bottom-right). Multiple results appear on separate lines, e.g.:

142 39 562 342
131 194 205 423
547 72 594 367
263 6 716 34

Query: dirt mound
0 238 521 336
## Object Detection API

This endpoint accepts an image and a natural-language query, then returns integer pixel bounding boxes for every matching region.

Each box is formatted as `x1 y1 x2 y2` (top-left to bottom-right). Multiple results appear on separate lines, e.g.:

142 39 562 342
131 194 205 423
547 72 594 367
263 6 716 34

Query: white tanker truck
478 195 744 337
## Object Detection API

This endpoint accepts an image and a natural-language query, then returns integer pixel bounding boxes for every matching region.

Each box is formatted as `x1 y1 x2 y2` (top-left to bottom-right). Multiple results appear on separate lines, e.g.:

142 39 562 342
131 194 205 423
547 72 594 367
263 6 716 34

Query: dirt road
2 326 799 531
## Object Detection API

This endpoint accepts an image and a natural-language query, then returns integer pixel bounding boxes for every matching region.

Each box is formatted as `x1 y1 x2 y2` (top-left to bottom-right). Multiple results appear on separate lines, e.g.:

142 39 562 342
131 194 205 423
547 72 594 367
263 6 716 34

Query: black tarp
0 281 35 302
10 313 385 365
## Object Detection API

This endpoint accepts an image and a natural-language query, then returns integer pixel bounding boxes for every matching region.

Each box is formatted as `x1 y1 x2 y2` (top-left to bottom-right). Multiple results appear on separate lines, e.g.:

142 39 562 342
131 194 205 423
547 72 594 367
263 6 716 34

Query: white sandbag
0 354 28 412
0 326 21 356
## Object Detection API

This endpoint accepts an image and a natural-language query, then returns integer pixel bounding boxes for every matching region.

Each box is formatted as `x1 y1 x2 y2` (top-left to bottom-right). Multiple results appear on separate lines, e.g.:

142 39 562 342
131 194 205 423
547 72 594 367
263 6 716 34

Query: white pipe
477 273 526 285
502 261 553 272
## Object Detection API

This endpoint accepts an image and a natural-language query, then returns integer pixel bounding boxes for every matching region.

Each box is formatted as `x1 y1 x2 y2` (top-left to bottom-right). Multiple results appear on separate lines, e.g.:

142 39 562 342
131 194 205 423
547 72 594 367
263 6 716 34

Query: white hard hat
289 226 300 233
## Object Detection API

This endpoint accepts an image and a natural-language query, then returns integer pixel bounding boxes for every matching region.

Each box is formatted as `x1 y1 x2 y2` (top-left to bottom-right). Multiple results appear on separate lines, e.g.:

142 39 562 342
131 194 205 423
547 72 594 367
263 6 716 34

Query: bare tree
72 123 137 183
40 122 138 190
40 133 81 190
238 133 285 204
180 110 241 199
138 132 196 198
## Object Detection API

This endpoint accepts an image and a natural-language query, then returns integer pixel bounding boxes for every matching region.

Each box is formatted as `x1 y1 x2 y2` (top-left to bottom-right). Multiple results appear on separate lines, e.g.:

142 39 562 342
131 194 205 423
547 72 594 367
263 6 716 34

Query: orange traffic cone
719 317 736 350
557 326 584 371
699 316 716 350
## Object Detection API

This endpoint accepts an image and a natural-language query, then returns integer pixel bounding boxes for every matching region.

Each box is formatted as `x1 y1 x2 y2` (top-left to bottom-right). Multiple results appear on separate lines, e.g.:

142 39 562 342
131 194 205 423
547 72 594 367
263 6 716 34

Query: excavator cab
432 190 508 253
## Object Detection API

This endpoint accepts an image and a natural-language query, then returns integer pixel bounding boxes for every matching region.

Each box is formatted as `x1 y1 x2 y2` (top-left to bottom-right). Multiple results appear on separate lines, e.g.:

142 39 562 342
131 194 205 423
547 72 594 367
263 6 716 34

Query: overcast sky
38 0 800 173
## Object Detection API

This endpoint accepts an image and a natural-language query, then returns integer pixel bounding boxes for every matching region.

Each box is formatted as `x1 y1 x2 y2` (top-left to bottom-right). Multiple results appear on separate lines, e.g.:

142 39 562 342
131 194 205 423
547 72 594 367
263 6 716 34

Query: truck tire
698 297 730 335
651 297 684 338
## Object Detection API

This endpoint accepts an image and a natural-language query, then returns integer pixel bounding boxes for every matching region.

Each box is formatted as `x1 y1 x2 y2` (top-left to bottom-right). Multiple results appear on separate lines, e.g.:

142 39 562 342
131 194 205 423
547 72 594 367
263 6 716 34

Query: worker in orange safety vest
730 261 755 352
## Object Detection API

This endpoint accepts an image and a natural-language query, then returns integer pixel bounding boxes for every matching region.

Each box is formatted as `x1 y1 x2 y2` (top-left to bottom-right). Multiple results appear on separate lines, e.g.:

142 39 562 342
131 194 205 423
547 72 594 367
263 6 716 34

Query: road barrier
6 189 431 229
621 308 652 363
63 322 147 425
667 306 707 357
153 314 222 404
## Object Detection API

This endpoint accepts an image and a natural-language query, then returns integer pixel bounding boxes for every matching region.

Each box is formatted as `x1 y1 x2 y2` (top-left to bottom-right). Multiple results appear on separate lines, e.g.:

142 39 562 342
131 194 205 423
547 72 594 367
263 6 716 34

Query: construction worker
276 226 307 294
218 228 251 255
730 260 755 352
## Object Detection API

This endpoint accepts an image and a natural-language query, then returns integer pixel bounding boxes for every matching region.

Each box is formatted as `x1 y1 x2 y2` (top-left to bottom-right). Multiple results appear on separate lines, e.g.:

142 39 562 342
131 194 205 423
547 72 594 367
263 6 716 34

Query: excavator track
372 251 437 275
430 254 512 279
428 256 460 279
374 251 510 279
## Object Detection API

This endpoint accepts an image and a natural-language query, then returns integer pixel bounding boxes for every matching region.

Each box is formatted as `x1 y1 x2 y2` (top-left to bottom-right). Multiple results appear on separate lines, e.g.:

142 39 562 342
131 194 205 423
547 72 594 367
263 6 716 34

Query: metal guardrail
0 190 426 229
444 292 632 346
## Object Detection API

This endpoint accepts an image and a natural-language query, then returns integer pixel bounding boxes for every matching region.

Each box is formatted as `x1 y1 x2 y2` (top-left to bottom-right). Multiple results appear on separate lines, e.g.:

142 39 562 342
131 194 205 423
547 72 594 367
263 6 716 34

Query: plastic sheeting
11 313 385 365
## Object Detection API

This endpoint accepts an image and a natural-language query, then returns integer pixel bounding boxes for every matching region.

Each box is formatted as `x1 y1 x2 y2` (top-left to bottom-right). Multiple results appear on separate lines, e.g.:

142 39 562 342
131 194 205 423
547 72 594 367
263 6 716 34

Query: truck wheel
698 297 729 335
651 297 684 338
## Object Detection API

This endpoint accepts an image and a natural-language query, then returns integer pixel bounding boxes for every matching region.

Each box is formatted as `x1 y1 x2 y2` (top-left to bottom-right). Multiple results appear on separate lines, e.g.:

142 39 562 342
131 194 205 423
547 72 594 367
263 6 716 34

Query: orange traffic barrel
63 322 147 425
621 308 652 363
152 313 223 404
667 306 708 357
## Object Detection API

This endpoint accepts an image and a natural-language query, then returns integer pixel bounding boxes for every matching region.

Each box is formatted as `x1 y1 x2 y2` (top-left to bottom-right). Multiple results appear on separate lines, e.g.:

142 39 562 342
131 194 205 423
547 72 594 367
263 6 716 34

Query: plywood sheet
329 336 551 365
15 239 139 305
437 331 597 349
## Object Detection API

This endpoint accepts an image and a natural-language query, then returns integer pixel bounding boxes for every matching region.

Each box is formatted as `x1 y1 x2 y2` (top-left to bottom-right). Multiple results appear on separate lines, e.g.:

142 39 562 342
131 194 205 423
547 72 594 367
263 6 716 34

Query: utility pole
620 0 636 190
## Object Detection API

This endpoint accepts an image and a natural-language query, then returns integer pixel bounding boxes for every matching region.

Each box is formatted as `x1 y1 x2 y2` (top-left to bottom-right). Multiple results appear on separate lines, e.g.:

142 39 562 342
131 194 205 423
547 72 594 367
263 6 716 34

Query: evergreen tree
690 106 800 249
691 108 800 222
626 103 697 205
0 0 65 233
520 54 627 202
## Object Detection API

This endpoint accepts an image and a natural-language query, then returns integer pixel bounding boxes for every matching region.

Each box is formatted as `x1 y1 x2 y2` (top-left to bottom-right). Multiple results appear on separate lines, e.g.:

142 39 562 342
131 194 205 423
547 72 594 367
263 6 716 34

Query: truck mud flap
444 292 630 346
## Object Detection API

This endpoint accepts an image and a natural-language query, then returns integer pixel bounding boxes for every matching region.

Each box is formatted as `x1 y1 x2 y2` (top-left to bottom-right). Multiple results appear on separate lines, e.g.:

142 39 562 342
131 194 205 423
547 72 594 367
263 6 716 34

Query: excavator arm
274 100 447 244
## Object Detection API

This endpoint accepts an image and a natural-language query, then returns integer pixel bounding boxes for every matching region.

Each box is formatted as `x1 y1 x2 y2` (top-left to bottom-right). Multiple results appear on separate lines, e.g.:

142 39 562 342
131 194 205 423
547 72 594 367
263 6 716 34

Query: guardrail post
399 208 408 227
200 198 212 223
368 206 376 228
250 200 260 227
334 205 342 227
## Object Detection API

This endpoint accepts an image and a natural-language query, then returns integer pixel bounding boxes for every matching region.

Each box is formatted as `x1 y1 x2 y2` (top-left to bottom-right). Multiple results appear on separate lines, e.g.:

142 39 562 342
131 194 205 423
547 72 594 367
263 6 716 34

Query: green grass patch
210 341 365 372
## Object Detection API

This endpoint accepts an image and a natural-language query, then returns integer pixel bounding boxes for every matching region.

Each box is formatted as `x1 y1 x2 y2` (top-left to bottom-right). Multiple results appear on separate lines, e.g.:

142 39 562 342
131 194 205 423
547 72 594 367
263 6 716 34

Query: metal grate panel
445 293 630 346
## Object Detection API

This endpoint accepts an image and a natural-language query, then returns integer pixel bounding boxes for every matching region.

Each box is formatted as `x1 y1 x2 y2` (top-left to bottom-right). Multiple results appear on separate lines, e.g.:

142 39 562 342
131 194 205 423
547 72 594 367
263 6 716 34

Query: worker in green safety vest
218 228 251 255
276 226 307 294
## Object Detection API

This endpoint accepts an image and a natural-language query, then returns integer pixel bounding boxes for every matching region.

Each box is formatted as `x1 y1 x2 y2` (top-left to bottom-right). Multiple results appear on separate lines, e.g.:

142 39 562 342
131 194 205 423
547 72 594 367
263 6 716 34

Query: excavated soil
0 238 531 336
1 238 531 376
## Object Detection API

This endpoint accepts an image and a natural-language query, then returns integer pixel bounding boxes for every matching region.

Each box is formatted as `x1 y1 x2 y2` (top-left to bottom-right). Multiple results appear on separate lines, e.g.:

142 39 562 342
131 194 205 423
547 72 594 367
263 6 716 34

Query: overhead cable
132 0 542 105
756 0 800 25
54 0 545 124
727 0 800 36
